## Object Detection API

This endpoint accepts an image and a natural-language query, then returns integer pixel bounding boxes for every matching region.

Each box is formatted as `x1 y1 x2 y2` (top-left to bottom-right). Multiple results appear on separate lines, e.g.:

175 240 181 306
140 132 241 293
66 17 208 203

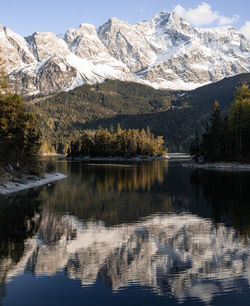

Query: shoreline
182 161 250 171
67 156 169 162
42 153 66 156
0 172 67 196
167 153 190 160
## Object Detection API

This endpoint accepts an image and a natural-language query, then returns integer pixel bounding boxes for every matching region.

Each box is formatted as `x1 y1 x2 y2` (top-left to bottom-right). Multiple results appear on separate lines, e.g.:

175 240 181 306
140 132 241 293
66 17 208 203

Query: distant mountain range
1 11 250 95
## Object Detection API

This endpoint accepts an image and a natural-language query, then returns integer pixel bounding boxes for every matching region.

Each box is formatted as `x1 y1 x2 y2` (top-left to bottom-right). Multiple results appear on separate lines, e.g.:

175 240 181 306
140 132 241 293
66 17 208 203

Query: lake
0 159 249 305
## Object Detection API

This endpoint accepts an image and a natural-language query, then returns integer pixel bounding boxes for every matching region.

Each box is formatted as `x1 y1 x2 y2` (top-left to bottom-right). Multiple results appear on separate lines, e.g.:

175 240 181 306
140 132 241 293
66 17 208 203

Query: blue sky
0 0 249 38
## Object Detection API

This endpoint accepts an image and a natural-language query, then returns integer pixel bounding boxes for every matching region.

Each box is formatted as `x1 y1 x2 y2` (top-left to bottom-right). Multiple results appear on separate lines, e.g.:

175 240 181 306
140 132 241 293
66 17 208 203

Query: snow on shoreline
182 162 250 171
0 173 67 196
168 153 190 159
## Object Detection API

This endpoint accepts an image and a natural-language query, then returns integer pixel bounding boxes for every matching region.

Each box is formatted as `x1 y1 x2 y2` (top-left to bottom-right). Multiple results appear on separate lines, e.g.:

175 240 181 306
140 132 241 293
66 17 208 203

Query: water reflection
0 191 41 302
39 161 173 225
0 160 250 305
190 169 250 237
1 213 250 304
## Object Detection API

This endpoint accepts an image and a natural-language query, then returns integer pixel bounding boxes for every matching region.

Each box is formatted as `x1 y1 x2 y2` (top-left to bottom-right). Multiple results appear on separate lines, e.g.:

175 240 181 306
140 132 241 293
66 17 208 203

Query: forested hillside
24 74 250 153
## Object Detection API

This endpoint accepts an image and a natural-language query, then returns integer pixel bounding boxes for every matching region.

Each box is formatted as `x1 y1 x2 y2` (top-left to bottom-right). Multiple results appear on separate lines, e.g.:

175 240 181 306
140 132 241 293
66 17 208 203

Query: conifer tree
205 100 223 161
68 127 166 158
190 131 201 160
0 52 42 171
190 84 250 162
229 83 250 160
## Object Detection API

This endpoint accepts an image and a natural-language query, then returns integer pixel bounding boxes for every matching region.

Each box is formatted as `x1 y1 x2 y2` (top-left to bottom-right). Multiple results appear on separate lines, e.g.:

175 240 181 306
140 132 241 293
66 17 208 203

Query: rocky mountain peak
152 11 181 24
65 23 117 62
151 11 192 33
97 17 130 41
1 11 249 95
79 23 97 35
107 17 128 26
0 24 35 69
25 32 70 62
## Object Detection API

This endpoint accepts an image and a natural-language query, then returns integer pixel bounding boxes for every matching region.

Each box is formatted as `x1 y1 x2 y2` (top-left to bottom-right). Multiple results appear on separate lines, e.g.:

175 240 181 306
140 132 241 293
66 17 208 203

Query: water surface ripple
0 160 249 305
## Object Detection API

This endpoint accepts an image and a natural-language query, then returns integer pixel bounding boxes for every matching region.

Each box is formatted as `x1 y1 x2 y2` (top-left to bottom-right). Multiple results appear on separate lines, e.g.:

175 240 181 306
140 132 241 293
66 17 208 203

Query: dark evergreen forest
190 84 250 162
0 53 41 175
25 74 250 153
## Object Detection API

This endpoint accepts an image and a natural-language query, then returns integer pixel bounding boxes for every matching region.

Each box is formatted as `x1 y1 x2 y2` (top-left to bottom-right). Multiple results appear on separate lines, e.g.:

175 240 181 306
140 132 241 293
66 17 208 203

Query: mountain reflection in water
0 160 249 305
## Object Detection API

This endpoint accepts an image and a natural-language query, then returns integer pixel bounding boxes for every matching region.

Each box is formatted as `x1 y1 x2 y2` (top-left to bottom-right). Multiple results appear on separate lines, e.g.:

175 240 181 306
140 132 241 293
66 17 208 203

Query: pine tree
190 84 250 163
68 127 167 158
201 101 223 161
0 94 41 169
0 55 42 171
190 131 201 161
229 83 250 160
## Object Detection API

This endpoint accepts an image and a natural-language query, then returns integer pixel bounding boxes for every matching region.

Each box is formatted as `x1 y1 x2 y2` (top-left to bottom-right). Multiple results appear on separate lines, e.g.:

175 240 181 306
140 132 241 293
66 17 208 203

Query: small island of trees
190 83 250 162
67 126 167 159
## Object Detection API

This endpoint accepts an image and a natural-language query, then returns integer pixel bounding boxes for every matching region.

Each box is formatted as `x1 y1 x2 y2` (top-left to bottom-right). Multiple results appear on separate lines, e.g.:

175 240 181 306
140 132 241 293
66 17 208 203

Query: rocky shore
182 161 250 171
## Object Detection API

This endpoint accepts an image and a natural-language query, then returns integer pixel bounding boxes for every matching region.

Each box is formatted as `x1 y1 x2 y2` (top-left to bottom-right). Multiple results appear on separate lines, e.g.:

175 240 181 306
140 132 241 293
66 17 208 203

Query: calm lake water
0 159 249 305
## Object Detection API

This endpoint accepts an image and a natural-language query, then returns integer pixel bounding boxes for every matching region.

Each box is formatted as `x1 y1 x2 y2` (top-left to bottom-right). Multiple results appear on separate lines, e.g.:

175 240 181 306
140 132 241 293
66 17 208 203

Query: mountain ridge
1 11 249 95
24 73 250 152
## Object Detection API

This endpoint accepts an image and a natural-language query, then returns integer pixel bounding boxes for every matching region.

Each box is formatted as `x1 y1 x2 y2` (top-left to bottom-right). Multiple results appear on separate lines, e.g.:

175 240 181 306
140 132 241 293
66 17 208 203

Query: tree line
25 79 173 154
25 73 250 154
68 126 167 158
190 83 250 162
0 52 41 173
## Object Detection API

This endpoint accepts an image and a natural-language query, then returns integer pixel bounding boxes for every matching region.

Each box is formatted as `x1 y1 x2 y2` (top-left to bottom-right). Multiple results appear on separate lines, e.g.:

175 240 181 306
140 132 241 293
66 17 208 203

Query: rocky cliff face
1 12 250 94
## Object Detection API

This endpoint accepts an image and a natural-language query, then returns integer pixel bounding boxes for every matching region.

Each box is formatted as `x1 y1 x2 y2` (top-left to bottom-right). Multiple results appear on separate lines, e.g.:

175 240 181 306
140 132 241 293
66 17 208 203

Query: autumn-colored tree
68 126 167 158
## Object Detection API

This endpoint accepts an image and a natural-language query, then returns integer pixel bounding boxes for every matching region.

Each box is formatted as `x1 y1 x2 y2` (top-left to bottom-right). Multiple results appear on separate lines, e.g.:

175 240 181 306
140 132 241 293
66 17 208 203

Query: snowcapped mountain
0 11 250 94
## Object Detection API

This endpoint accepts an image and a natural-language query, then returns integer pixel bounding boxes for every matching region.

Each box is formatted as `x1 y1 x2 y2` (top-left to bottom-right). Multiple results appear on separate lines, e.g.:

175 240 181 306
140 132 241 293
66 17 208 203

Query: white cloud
218 15 239 26
174 3 217 26
240 21 250 39
174 2 239 27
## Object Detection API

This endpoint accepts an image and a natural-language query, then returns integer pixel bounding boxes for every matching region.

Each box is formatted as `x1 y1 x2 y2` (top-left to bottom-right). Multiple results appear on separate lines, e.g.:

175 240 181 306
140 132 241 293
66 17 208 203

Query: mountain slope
24 73 250 152
1 12 250 95
98 13 250 89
